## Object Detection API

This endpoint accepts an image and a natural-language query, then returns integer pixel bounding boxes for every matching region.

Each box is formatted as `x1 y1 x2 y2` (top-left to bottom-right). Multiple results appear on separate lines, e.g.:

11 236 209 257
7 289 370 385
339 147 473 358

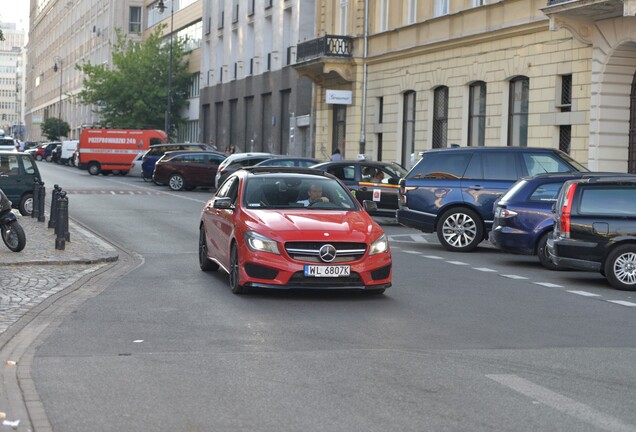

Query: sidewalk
0 212 118 336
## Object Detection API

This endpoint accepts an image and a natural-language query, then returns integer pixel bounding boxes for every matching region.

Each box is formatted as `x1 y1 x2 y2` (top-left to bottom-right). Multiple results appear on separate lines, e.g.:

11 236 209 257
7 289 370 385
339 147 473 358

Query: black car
490 172 633 270
311 160 407 217
397 146 588 252
0 151 41 215
547 176 636 290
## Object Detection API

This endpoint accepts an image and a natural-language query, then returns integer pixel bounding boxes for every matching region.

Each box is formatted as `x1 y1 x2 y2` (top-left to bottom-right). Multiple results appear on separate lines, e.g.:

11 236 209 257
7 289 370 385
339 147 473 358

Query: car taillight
495 207 517 219
559 183 577 238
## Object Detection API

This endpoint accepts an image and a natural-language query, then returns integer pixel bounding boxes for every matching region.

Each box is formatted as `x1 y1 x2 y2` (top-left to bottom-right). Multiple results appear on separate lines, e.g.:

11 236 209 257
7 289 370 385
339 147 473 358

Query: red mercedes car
199 167 392 294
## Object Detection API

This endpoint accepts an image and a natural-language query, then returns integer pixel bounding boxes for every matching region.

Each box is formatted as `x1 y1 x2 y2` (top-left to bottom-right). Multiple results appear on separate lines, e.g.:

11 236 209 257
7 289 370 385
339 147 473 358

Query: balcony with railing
542 0 627 21
293 35 356 84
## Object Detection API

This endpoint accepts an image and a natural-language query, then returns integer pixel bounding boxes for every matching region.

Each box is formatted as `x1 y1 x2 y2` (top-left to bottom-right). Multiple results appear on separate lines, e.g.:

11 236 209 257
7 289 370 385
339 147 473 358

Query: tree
77 26 191 136
41 117 70 141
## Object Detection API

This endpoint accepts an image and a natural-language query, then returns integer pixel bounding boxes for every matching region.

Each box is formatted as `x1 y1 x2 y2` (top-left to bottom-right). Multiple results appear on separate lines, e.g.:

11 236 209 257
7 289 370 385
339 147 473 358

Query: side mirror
363 200 378 213
213 197 234 209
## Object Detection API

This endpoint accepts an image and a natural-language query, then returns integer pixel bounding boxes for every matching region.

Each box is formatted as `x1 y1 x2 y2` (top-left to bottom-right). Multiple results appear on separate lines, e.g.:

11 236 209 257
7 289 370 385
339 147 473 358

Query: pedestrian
226 145 236 155
330 148 343 161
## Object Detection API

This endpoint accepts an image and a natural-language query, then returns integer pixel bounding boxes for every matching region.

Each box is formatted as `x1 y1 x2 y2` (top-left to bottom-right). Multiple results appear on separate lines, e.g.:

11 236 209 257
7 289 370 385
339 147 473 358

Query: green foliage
40 117 70 141
77 26 191 135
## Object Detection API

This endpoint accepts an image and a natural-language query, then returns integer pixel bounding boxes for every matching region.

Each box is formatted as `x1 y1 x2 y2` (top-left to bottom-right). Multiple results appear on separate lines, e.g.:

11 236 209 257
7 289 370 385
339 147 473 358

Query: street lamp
156 0 174 140
53 56 63 139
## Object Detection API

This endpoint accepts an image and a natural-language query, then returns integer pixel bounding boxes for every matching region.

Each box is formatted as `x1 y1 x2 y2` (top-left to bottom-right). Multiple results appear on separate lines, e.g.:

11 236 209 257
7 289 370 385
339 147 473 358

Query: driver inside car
297 183 330 206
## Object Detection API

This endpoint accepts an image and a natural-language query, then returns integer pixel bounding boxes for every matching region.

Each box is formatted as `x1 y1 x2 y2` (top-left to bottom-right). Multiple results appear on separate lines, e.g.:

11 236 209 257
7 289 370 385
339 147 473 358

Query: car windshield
243 176 358 210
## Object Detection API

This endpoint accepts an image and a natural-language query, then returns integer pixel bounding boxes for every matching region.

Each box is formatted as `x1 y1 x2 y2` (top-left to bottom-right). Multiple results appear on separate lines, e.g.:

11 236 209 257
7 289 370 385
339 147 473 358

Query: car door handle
467 185 483 190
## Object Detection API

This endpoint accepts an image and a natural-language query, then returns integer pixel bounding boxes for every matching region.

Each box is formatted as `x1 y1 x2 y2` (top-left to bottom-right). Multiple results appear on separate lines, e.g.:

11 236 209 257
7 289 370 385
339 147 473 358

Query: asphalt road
28 162 636 432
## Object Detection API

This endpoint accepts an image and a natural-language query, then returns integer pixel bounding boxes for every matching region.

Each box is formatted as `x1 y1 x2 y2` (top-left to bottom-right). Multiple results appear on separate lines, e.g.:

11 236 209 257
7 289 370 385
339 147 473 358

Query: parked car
199 166 392 294
0 151 41 215
0 137 18 152
128 151 147 179
397 146 589 252
312 160 407 217
214 152 276 188
58 140 78 165
43 142 61 162
547 176 636 290
254 156 321 168
489 172 634 269
142 143 211 182
153 150 226 191
32 143 49 161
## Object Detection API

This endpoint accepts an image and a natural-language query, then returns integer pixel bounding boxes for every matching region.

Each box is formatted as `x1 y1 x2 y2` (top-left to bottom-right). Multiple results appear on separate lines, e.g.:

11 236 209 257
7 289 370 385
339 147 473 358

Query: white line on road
606 300 636 307
410 234 429 243
422 255 444 260
500 274 528 280
486 374 636 432
446 261 469 266
473 267 498 272
567 291 601 297
402 250 422 255
534 282 564 288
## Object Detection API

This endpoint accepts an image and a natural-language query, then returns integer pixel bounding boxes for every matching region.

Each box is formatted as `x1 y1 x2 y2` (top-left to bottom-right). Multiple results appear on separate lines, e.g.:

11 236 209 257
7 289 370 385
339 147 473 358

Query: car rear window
579 187 636 215
529 182 563 202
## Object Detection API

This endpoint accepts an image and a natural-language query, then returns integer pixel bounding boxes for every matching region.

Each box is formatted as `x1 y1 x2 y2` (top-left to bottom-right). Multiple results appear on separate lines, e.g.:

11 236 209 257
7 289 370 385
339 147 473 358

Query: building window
402 91 416 167
380 0 389 32
129 6 142 33
432 86 448 149
339 0 348 35
472 0 487 6
247 0 255 16
434 0 449 16
560 74 572 112
468 81 486 147
508 76 529 147
408 0 417 24
559 125 571 154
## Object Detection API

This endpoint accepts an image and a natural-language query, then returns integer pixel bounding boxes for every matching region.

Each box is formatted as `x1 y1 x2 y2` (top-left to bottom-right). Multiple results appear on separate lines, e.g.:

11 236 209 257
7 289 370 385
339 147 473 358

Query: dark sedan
153 150 226 191
311 160 407 217
254 156 320 168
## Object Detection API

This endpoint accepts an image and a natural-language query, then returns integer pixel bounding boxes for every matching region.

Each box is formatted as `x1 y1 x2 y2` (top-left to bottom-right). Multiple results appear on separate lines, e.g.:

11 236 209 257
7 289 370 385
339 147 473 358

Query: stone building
294 0 636 172
0 22 25 139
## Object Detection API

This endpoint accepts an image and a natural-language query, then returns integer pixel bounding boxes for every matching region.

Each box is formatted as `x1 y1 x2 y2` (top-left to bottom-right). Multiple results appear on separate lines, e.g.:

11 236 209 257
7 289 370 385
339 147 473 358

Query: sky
0 0 30 32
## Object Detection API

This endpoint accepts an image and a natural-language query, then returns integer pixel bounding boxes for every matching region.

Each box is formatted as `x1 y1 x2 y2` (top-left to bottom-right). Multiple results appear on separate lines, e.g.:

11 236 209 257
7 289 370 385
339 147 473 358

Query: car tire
604 245 636 291
229 243 247 294
88 163 100 175
19 193 33 216
45 155 52 162
35 155 43 161
436 207 484 252
169 174 185 191
199 226 219 271
537 231 561 271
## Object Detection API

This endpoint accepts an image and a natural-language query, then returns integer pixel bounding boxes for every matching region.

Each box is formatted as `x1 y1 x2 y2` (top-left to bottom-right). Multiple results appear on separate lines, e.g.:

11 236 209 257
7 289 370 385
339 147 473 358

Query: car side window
529 182 563 202
579 187 636 214
481 152 519 180
523 154 571 176
216 176 235 198
410 152 472 179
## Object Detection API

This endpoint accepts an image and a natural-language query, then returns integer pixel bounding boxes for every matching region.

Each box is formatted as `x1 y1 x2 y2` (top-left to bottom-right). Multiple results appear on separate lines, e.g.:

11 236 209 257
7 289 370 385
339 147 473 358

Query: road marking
473 267 498 272
500 274 528 280
534 282 564 288
411 234 429 243
446 261 469 266
422 255 444 260
568 291 601 297
403 250 422 255
486 374 636 432
606 300 636 307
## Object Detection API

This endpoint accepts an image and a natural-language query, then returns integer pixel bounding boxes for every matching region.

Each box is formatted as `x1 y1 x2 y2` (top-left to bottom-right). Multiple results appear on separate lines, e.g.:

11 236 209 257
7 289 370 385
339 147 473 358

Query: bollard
32 178 40 219
55 191 69 250
48 184 61 229
37 180 46 223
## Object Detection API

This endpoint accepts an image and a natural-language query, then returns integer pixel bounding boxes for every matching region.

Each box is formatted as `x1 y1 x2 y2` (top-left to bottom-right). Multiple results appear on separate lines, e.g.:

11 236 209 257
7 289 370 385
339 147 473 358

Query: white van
60 140 78 165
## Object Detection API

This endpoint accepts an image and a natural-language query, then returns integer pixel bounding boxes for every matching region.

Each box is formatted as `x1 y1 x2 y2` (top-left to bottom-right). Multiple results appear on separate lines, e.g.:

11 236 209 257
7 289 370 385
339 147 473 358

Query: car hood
244 209 382 242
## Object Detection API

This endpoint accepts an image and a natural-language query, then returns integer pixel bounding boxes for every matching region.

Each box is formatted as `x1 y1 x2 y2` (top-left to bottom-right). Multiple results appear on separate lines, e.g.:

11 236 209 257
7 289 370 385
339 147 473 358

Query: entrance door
630 71 636 174
332 105 346 155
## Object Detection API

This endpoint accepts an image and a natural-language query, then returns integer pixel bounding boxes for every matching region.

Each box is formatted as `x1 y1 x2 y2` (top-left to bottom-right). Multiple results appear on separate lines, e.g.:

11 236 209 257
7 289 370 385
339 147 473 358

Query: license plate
304 265 350 277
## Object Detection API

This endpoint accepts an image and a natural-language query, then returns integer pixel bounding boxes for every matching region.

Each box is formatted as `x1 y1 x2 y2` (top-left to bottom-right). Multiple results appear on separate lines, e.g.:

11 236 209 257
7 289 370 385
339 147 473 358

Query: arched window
508 76 529 147
402 91 416 167
468 81 487 147
432 86 448 149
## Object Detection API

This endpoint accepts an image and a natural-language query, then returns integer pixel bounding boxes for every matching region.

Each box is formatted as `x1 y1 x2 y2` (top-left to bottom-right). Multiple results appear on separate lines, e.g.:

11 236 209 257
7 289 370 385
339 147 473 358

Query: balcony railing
296 35 354 63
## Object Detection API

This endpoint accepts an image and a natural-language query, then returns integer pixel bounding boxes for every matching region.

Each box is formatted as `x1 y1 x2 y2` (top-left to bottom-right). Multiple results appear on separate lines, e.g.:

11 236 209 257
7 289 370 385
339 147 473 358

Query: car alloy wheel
229 244 247 294
169 174 185 191
437 207 483 252
605 245 636 291
537 231 560 271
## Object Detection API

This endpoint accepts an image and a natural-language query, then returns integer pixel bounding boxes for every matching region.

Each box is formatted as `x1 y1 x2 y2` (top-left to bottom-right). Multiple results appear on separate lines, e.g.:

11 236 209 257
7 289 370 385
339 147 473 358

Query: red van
77 129 167 175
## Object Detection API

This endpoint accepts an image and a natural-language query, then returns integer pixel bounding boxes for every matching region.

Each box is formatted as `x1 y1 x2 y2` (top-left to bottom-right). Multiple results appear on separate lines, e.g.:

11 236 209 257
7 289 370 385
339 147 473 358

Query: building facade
199 0 315 156
26 0 144 141
144 0 203 144
295 0 636 173
0 22 25 140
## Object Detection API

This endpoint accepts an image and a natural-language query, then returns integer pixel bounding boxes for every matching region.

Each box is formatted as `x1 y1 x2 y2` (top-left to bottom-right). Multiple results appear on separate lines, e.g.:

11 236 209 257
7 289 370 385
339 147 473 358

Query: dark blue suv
397 147 588 252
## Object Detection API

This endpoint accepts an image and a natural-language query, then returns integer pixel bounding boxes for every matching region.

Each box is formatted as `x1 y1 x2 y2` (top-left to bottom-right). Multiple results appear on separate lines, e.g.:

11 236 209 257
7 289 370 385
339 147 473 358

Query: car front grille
284 242 367 263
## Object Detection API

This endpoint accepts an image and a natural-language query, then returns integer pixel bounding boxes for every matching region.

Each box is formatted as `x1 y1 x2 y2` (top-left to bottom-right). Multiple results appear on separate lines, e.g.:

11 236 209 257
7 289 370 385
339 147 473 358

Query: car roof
222 152 276 163
240 166 333 178
521 172 633 182
163 149 225 156
421 146 565 154
150 143 207 148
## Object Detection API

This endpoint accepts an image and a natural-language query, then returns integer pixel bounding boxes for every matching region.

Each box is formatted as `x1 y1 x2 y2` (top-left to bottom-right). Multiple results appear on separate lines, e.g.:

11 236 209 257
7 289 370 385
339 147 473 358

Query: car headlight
369 233 389 255
245 231 280 255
